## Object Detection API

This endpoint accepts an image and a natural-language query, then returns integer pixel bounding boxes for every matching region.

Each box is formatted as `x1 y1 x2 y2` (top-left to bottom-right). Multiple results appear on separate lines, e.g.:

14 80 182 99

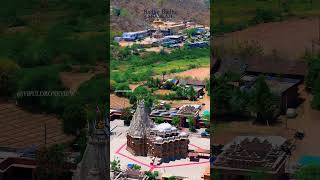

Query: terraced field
0 102 74 149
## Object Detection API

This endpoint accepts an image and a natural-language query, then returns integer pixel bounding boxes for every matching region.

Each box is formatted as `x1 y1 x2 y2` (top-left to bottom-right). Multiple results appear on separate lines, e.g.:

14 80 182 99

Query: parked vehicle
201 131 209 137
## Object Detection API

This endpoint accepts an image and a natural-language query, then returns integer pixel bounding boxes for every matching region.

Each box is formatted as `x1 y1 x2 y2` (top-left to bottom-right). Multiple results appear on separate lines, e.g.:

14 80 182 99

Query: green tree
213 75 232 114
155 117 164 124
184 28 197 37
111 158 121 172
229 89 250 115
62 104 86 135
306 56 320 90
188 116 197 132
145 171 159 180
115 82 130 97
164 103 171 110
164 81 174 90
132 164 141 170
16 67 66 113
162 71 167 82
175 86 186 100
311 75 320 110
0 59 19 98
295 164 320 180
249 75 278 125
36 144 72 180
187 86 197 101
172 116 180 127
121 107 132 126
133 85 149 99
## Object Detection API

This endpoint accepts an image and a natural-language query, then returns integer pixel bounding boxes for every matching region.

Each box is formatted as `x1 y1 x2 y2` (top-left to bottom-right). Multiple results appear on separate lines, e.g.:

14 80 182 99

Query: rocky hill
110 0 210 32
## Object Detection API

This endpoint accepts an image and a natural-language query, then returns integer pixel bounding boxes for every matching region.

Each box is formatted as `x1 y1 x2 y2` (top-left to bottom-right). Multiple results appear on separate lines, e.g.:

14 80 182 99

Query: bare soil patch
168 67 210 81
110 94 131 109
154 89 174 95
60 72 95 93
215 18 320 60
60 64 106 93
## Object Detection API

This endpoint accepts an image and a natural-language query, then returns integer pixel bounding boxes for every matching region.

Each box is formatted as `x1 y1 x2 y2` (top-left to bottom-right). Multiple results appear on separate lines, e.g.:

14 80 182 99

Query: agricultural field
0 102 74 149
212 0 320 34
215 17 320 59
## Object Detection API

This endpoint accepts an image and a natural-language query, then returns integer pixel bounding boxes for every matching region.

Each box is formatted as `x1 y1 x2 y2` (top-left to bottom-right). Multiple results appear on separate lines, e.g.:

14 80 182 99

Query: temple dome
154 123 176 132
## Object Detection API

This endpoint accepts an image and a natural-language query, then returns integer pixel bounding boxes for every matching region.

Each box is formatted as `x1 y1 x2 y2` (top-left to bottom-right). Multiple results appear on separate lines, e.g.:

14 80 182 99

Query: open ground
215 17 320 59
110 120 210 179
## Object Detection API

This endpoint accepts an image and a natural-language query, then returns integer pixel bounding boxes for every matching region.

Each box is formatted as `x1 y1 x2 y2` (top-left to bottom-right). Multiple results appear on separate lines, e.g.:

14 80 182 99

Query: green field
110 47 210 84
212 0 320 33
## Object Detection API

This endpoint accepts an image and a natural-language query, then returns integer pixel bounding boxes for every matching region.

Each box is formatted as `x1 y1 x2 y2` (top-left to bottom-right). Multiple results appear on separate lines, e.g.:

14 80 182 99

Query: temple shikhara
127 100 189 162
73 108 109 180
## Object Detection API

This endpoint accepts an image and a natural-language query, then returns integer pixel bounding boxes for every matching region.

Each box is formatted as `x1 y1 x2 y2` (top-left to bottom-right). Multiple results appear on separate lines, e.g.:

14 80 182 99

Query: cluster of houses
212 54 313 179
110 77 209 128
213 55 306 116
114 19 210 49
163 78 206 98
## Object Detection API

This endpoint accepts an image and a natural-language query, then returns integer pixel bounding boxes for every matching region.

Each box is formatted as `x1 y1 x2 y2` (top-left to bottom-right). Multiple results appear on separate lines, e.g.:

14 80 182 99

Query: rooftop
245 56 307 76
214 136 288 173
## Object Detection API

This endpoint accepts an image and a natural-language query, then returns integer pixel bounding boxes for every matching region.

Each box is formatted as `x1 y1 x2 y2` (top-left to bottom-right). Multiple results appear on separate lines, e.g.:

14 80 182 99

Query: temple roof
214 136 288 172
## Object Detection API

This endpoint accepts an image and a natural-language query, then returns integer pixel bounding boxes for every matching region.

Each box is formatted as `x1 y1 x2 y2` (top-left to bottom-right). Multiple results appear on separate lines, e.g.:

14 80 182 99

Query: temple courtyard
110 120 210 179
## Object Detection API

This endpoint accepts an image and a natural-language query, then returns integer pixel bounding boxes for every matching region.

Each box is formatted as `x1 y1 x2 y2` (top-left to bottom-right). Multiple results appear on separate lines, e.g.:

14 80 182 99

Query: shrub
0 59 20 97
250 8 280 25
16 67 66 113
62 104 86 135
155 117 164 124
172 116 180 127
115 82 130 97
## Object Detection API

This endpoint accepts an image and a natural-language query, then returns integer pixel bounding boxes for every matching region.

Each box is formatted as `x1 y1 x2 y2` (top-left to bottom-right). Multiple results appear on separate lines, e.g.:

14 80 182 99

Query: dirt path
60 72 96 93
287 85 320 162
215 18 320 60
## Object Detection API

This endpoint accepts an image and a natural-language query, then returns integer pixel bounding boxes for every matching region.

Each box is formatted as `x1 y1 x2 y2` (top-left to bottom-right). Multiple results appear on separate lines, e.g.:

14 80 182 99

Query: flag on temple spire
96 105 100 113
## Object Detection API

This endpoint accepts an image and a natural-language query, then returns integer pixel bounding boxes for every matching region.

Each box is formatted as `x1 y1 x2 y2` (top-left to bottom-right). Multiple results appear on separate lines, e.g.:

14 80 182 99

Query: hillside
110 0 210 32
212 0 320 34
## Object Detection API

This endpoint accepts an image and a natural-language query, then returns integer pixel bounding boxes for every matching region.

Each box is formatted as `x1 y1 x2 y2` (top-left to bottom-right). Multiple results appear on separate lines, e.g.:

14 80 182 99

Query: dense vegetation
0 0 107 138
0 2 107 178
294 164 320 180
111 43 209 84
36 144 72 180
213 73 279 124
111 42 209 87
212 0 320 34
305 55 320 110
